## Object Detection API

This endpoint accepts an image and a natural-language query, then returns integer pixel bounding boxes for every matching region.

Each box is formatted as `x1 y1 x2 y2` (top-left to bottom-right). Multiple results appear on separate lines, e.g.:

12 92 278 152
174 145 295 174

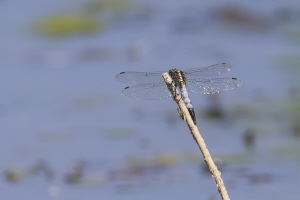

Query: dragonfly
116 63 242 125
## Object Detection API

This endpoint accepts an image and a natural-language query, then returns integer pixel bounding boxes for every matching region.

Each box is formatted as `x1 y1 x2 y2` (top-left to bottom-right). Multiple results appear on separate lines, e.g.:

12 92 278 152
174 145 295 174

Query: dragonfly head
168 68 186 86
168 68 178 74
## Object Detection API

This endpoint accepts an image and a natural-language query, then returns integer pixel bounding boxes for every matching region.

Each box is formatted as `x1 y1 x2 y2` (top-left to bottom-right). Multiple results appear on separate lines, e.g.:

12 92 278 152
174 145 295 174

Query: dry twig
162 72 230 200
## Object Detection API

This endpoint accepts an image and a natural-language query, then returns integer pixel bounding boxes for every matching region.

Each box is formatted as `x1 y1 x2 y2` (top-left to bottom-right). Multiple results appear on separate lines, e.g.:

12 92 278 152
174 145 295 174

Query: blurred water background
1 0 300 199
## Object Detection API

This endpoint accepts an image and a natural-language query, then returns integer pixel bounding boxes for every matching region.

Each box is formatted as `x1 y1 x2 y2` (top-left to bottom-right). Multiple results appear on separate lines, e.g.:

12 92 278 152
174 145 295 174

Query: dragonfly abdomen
181 86 192 108
180 85 196 125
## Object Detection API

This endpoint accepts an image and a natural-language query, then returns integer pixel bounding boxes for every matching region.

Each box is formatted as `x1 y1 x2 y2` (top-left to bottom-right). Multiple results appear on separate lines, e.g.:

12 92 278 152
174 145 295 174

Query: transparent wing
186 78 242 94
121 83 171 99
184 63 232 78
116 71 165 84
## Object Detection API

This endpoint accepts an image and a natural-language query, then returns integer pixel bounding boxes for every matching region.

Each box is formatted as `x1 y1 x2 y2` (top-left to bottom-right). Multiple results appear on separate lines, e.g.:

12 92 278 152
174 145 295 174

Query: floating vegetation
286 99 300 118
218 152 256 164
5 168 21 182
246 173 273 184
212 4 271 31
5 160 53 183
64 160 108 186
203 107 224 120
126 154 178 169
292 120 300 138
202 95 225 120
271 141 300 160
34 13 102 36
85 0 131 13
32 0 135 37
243 128 256 150
63 154 182 187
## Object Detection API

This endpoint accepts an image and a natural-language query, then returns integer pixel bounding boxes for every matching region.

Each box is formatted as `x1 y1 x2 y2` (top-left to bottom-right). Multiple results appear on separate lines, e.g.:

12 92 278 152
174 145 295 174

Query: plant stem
162 72 230 200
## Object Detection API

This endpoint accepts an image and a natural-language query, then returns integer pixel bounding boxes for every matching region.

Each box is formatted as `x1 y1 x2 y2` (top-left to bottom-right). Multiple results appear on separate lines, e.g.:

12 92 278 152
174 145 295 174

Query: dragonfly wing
184 63 232 78
186 78 242 94
121 83 171 99
116 71 165 84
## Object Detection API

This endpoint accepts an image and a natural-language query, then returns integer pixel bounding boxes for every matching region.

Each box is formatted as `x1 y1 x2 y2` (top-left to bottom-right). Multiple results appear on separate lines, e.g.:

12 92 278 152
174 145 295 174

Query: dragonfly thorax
168 68 186 87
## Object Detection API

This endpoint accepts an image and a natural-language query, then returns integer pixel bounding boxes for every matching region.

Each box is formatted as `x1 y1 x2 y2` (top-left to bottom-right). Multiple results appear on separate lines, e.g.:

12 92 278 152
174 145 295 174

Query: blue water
1 0 300 199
